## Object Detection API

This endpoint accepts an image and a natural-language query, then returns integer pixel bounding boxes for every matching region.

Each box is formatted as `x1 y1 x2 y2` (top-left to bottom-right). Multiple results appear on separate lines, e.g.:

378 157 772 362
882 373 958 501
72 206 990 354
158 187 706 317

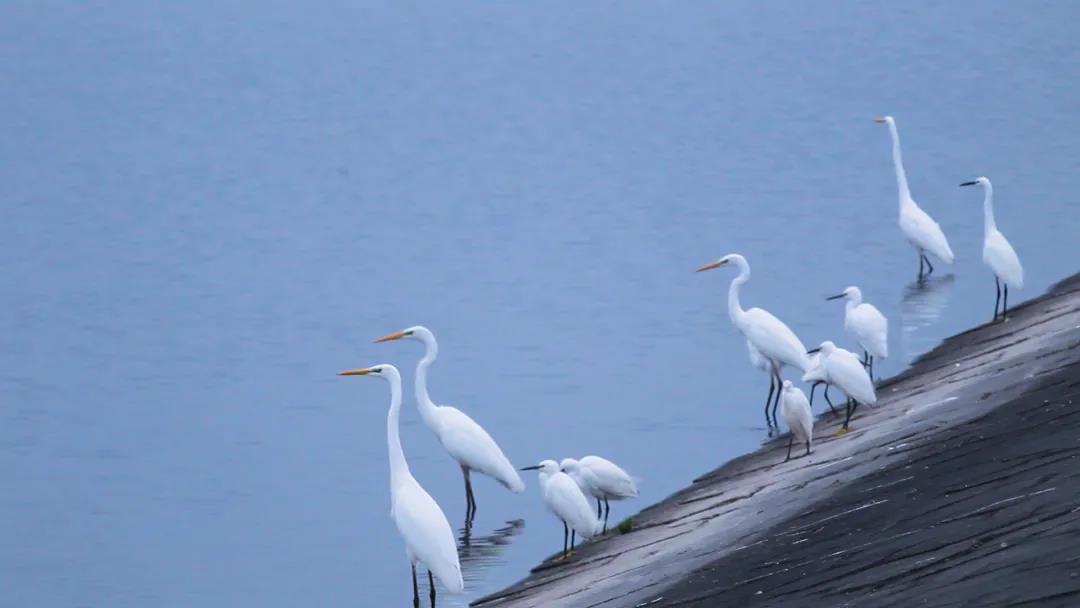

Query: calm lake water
2 2 1078 606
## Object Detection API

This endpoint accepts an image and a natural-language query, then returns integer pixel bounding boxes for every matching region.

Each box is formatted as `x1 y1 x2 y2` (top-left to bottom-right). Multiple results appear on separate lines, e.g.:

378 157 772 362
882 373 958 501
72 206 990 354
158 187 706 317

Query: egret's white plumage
816 341 877 431
698 253 810 432
523 460 600 558
961 177 1023 321
337 364 464 602
876 116 955 277
560 456 638 532
828 286 888 377
376 326 524 523
780 381 813 461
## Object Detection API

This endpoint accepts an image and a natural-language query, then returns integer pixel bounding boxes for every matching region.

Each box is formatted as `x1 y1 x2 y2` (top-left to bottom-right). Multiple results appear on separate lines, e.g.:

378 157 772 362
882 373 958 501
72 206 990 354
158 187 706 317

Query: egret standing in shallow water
521 460 600 560
375 326 524 524
875 116 955 280
338 365 463 607
812 341 877 433
827 286 888 378
560 456 638 533
697 254 810 433
960 177 1023 322
780 381 813 462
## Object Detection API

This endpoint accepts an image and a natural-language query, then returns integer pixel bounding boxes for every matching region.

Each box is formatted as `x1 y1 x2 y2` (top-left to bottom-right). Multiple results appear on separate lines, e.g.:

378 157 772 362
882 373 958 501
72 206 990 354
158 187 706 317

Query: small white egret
780 381 813 462
960 177 1023 321
697 253 810 433
875 116 955 279
826 286 888 377
521 460 600 559
376 326 524 523
801 351 838 416
560 456 638 533
338 364 464 606
814 341 877 433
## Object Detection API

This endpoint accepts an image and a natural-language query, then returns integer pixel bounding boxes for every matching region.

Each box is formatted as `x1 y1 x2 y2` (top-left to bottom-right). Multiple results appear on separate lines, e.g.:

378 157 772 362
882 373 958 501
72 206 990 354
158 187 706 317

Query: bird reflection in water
900 274 955 361
458 519 525 586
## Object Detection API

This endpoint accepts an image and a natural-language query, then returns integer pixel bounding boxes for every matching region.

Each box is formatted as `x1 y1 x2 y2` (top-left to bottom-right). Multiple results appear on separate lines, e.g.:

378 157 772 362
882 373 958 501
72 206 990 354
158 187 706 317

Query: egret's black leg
1003 284 1009 320
918 253 925 280
428 570 436 608
923 254 934 276
805 439 811 456
861 350 869 368
462 466 475 522
809 381 818 407
843 398 860 430
596 498 602 519
571 529 576 551
764 375 776 431
769 371 784 430
824 385 837 415
994 277 1001 321
563 521 569 556
412 564 420 608
604 498 610 532
785 434 794 462
868 355 874 379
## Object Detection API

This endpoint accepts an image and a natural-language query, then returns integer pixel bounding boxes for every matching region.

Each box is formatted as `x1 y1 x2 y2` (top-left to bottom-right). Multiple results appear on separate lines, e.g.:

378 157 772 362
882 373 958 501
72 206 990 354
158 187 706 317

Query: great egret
960 177 1023 321
375 326 525 523
826 286 888 377
559 456 638 533
697 253 810 432
337 364 464 607
875 116 955 279
521 460 600 559
813 341 877 433
780 380 813 462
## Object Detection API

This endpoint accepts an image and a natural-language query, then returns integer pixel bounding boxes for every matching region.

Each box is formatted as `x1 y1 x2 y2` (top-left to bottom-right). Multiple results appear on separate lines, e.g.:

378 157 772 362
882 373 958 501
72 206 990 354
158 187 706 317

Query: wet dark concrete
472 273 1080 608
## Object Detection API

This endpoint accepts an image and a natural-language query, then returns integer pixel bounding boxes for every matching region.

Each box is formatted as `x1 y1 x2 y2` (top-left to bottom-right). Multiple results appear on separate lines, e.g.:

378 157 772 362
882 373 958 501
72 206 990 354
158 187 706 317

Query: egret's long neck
845 293 862 316
727 262 750 330
981 183 996 237
386 374 411 488
887 121 913 206
414 336 441 430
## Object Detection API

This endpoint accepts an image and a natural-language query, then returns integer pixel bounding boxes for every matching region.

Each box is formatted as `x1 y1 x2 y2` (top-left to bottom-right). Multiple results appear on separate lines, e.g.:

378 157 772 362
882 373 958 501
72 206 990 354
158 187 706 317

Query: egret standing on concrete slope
697 254 810 433
812 341 877 433
337 364 463 608
960 177 1023 322
521 460 600 560
827 286 888 378
375 326 525 523
780 381 813 462
560 456 638 533
875 116 955 280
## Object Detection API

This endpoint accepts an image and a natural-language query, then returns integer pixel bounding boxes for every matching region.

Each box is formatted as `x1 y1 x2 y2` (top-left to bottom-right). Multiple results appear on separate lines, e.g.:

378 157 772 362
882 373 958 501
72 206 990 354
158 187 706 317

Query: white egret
779 381 813 462
875 116 955 279
697 253 810 433
521 460 600 559
801 350 838 416
559 456 638 533
813 341 877 433
337 364 464 607
826 286 888 377
376 326 525 523
960 177 1023 321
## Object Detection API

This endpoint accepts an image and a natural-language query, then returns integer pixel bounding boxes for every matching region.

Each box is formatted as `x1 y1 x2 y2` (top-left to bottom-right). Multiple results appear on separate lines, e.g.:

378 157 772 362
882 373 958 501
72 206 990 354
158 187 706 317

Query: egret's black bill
826 293 845 301
959 181 978 187
520 465 542 471
807 347 822 354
